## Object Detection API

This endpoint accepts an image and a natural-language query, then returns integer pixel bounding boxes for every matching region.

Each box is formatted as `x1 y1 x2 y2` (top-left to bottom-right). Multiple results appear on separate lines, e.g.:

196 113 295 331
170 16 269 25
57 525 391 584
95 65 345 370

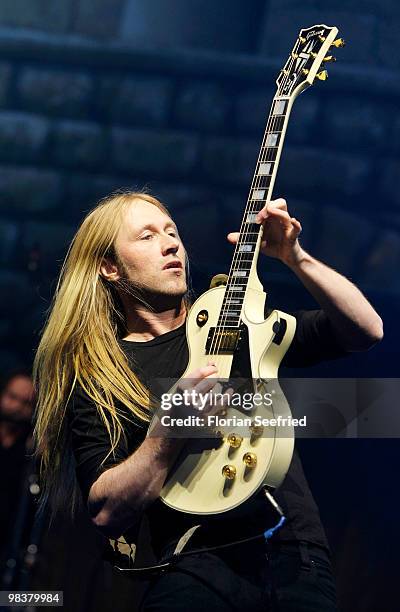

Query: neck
122 298 187 342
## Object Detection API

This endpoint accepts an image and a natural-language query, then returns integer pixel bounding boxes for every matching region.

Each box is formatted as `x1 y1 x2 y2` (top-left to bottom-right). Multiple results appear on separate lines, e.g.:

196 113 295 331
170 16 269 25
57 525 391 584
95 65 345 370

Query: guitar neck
215 23 341 329
217 94 294 328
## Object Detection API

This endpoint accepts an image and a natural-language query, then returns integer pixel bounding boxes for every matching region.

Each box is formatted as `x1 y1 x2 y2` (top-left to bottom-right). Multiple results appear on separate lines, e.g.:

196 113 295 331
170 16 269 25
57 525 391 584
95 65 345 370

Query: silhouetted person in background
0 370 35 582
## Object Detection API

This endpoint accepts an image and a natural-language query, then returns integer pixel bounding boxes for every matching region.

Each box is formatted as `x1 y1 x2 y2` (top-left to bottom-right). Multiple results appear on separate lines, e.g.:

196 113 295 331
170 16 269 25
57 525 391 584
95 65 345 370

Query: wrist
282 243 310 269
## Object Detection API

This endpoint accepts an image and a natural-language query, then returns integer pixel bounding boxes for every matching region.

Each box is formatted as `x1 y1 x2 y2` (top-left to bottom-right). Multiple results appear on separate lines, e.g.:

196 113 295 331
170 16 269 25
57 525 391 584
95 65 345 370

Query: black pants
140 540 338 611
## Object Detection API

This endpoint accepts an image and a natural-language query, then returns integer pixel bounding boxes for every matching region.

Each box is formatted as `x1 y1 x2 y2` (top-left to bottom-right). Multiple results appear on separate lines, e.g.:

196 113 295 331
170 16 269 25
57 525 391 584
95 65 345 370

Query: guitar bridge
205 327 242 355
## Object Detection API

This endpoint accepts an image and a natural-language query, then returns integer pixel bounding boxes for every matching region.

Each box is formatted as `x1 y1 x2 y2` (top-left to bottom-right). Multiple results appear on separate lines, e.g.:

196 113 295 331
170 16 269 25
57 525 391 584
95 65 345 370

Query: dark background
0 1 398 610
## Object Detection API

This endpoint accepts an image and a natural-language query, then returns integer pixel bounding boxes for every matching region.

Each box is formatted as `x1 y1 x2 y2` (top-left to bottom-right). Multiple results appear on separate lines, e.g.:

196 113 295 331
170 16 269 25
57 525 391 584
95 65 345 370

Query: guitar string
208 42 299 399
208 103 283 384
208 57 294 383
210 49 297 376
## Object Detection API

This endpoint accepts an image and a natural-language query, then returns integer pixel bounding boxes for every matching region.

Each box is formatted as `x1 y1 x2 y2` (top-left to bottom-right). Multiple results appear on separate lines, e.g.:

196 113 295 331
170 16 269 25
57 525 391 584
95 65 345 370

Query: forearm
88 434 184 537
285 246 384 351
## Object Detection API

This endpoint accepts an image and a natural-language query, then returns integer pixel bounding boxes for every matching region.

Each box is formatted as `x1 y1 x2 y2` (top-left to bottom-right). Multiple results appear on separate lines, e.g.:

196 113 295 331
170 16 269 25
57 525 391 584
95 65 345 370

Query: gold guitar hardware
222 465 236 480
227 433 243 448
331 38 345 48
323 55 336 63
316 70 328 81
299 36 306 43
196 310 208 327
291 52 298 59
318 35 326 42
209 273 228 288
302 68 309 75
310 52 317 58
249 424 264 437
243 453 257 468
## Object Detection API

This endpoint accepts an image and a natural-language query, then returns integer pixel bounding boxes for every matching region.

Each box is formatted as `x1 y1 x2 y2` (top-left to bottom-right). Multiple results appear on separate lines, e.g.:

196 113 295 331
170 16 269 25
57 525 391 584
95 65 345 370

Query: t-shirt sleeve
67 387 145 503
281 309 351 368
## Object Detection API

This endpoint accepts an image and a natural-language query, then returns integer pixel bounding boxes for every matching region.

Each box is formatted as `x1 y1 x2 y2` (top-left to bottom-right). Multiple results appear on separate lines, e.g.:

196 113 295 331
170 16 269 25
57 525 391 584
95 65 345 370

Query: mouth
163 260 183 271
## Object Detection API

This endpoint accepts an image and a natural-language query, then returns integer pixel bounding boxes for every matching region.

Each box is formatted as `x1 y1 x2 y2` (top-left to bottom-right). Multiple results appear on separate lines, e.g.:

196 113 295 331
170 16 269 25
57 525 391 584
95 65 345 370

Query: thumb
227 232 239 244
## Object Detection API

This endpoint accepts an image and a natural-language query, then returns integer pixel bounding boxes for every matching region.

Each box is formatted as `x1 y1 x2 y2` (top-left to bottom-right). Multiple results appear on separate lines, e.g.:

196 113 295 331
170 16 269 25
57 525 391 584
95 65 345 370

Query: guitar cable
112 487 286 576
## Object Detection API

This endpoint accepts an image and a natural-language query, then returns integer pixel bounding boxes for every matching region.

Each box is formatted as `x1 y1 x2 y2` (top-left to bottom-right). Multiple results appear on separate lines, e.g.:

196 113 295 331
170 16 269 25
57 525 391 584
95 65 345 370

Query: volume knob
222 465 237 480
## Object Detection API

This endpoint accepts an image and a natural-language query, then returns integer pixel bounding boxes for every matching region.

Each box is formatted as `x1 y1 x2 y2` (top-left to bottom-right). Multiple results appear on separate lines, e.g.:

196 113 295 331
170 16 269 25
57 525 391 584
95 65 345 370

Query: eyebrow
138 221 177 233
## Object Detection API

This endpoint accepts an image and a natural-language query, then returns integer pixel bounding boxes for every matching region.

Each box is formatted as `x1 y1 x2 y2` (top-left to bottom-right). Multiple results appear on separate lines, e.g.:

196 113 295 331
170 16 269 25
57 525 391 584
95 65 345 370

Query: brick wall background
0 2 399 611
0 0 398 372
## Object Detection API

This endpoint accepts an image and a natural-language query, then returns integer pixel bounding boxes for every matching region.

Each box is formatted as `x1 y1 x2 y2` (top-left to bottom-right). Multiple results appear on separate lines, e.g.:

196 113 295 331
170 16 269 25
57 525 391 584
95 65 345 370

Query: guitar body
159 268 296 514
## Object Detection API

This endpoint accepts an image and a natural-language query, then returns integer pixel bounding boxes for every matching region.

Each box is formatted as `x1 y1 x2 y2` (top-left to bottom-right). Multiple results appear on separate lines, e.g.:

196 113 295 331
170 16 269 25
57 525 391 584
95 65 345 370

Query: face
105 199 187 308
0 375 35 423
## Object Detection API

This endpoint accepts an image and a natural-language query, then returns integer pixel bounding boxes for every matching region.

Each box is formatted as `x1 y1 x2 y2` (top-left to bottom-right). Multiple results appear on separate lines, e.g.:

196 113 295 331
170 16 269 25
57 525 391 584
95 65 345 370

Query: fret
259 149 277 162
266 116 285 131
232 270 248 277
219 310 241 316
238 244 254 253
245 213 257 223
272 99 287 116
258 162 273 175
252 189 266 200
252 175 270 189
265 133 279 147
244 231 260 242
232 256 253 262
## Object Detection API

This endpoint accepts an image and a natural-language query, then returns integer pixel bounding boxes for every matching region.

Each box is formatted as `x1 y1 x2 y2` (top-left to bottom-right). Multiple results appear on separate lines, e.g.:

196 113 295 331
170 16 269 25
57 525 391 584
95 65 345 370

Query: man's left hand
227 198 303 266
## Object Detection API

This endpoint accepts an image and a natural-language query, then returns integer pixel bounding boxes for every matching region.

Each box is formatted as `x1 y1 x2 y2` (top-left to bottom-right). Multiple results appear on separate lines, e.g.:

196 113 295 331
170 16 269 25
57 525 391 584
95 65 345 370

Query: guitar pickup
205 327 242 355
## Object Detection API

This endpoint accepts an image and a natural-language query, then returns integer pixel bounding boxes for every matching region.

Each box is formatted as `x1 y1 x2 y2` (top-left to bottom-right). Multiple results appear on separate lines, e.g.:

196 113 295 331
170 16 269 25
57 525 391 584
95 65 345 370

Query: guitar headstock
276 24 344 98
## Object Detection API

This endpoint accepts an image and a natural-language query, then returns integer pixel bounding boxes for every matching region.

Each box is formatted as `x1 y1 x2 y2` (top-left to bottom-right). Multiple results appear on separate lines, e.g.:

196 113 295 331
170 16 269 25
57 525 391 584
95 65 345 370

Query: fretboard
217 96 291 328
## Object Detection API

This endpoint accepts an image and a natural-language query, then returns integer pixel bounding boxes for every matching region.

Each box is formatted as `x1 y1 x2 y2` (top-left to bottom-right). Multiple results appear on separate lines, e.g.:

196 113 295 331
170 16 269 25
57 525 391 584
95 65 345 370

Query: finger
194 376 221 398
255 199 287 223
178 364 218 391
205 386 234 417
262 207 293 228
291 217 302 233
227 232 240 244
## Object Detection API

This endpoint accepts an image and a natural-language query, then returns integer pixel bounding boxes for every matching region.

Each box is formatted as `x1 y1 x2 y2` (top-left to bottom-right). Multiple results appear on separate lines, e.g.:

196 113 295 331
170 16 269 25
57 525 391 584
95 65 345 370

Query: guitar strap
106 523 202 577
105 488 285 578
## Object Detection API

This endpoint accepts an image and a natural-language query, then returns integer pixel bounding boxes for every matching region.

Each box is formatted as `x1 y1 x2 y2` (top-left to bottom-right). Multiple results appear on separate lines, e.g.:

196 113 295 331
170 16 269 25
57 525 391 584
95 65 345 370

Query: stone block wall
0 1 398 371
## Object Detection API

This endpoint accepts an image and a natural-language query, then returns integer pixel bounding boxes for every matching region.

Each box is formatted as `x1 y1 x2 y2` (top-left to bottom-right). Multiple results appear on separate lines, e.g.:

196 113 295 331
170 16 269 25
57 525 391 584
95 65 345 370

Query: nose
161 233 180 256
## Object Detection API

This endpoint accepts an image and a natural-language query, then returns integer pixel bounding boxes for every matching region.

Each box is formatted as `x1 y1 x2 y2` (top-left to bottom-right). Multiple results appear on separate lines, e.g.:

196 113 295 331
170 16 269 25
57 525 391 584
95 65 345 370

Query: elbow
366 316 384 348
356 317 384 351
342 317 384 352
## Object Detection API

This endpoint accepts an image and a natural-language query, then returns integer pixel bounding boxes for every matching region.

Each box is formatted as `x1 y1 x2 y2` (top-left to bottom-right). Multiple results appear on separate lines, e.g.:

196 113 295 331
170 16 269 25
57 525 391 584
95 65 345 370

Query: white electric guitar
151 25 344 516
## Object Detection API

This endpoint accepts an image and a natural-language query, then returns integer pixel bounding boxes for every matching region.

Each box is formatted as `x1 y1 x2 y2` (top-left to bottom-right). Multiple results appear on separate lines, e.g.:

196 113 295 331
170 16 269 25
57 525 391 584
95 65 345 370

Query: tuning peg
299 36 306 43
323 55 336 63
316 70 328 81
302 68 309 75
331 38 345 48
318 35 326 42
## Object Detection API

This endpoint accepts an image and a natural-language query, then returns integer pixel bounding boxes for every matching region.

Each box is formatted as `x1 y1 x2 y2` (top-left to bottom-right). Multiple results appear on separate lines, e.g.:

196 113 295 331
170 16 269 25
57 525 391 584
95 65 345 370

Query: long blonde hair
33 191 190 519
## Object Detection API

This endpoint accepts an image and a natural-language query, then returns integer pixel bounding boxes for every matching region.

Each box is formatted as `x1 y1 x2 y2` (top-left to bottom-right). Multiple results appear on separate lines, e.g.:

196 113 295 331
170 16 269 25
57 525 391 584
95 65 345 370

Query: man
0 371 35 574
33 191 383 611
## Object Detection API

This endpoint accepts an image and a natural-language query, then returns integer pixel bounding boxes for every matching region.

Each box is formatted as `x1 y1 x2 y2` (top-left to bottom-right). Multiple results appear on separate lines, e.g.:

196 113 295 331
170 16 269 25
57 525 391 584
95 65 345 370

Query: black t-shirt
68 309 349 557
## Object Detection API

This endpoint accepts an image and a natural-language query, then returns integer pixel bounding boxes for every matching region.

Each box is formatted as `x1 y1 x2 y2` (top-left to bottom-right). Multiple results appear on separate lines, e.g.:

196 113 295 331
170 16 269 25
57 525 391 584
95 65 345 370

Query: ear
100 257 121 282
